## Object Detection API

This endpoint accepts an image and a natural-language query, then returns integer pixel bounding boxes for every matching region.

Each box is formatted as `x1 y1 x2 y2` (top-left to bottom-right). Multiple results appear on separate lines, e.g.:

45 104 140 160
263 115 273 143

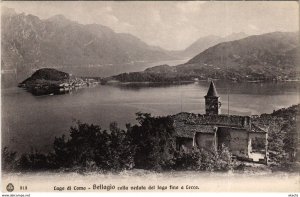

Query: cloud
248 24 259 31
152 10 162 23
104 6 112 12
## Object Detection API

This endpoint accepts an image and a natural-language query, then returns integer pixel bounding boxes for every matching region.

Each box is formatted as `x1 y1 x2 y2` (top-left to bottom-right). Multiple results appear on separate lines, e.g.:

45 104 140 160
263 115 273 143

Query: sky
2 1 299 50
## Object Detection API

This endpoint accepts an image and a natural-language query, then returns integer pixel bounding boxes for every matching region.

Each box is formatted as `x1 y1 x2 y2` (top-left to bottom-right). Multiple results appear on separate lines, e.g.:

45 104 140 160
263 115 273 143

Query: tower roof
206 81 219 97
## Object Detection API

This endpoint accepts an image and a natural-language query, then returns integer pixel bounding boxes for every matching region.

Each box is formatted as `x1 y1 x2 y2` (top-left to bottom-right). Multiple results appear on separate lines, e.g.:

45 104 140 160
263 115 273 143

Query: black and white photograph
1 1 299 194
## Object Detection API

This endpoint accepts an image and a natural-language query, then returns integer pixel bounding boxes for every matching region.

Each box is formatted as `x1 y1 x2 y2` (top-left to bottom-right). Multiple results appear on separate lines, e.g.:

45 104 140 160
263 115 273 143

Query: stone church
173 81 268 163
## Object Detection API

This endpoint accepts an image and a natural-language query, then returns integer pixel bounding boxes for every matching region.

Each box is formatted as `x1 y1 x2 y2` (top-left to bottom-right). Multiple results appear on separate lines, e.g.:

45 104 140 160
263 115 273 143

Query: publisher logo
6 183 14 192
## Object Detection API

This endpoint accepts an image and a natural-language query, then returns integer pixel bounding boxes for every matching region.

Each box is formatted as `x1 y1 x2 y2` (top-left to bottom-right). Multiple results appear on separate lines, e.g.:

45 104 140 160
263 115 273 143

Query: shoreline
103 79 300 85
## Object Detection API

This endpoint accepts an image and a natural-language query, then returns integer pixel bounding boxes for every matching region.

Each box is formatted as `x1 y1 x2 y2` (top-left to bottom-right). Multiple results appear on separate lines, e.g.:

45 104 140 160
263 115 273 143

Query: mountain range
172 32 248 58
108 31 299 83
179 31 299 80
2 7 299 87
1 7 174 87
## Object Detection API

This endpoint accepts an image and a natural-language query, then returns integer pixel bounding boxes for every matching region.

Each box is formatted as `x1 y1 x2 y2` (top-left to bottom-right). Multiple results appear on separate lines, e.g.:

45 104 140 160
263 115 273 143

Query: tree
107 122 135 170
51 121 135 171
128 113 176 170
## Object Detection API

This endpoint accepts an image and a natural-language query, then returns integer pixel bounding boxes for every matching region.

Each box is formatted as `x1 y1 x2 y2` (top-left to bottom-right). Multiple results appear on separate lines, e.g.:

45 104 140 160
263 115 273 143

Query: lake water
2 81 299 153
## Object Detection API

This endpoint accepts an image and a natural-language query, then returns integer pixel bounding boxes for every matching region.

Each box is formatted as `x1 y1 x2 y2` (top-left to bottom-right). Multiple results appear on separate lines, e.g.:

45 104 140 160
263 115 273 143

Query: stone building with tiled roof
172 81 268 164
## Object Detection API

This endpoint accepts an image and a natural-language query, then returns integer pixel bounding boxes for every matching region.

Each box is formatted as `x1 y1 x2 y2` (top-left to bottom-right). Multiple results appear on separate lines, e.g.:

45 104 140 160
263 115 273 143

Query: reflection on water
114 81 300 95
209 81 299 95
2 81 299 153
114 82 193 91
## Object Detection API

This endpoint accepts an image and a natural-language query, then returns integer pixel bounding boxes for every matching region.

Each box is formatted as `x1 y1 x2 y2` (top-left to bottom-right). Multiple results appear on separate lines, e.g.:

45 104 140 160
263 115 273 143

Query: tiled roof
174 120 216 138
172 113 251 129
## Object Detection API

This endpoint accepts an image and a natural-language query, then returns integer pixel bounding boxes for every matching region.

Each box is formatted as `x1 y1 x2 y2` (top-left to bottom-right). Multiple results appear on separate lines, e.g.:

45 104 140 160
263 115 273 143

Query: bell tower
205 81 221 115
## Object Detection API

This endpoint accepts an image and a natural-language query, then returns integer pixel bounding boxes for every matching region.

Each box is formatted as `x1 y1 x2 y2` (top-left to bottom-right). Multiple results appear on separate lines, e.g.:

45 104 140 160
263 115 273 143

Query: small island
18 68 99 95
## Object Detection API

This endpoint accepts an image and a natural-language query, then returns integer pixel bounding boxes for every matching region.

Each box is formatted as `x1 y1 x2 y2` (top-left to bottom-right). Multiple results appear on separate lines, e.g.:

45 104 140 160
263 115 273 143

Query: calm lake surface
2 81 299 153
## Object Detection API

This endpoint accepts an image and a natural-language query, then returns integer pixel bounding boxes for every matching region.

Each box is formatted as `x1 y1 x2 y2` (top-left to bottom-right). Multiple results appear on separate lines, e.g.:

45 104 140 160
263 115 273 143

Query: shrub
173 147 203 170
214 144 234 171
173 145 235 171
18 150 52 171
2 147 17 171
52 121 135 171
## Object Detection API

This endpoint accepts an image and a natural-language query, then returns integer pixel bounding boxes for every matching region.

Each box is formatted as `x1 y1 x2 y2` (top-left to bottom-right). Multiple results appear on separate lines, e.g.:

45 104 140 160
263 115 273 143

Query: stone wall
217 127 249 157
195 132 216 151
176 137 194 152
249 132 268 153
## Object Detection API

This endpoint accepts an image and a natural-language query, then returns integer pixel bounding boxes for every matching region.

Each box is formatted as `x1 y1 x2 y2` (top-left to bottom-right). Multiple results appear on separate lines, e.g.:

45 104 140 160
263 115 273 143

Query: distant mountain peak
224 32 247 37
178 32 249 59
222 32 248 41
45 14 76 26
